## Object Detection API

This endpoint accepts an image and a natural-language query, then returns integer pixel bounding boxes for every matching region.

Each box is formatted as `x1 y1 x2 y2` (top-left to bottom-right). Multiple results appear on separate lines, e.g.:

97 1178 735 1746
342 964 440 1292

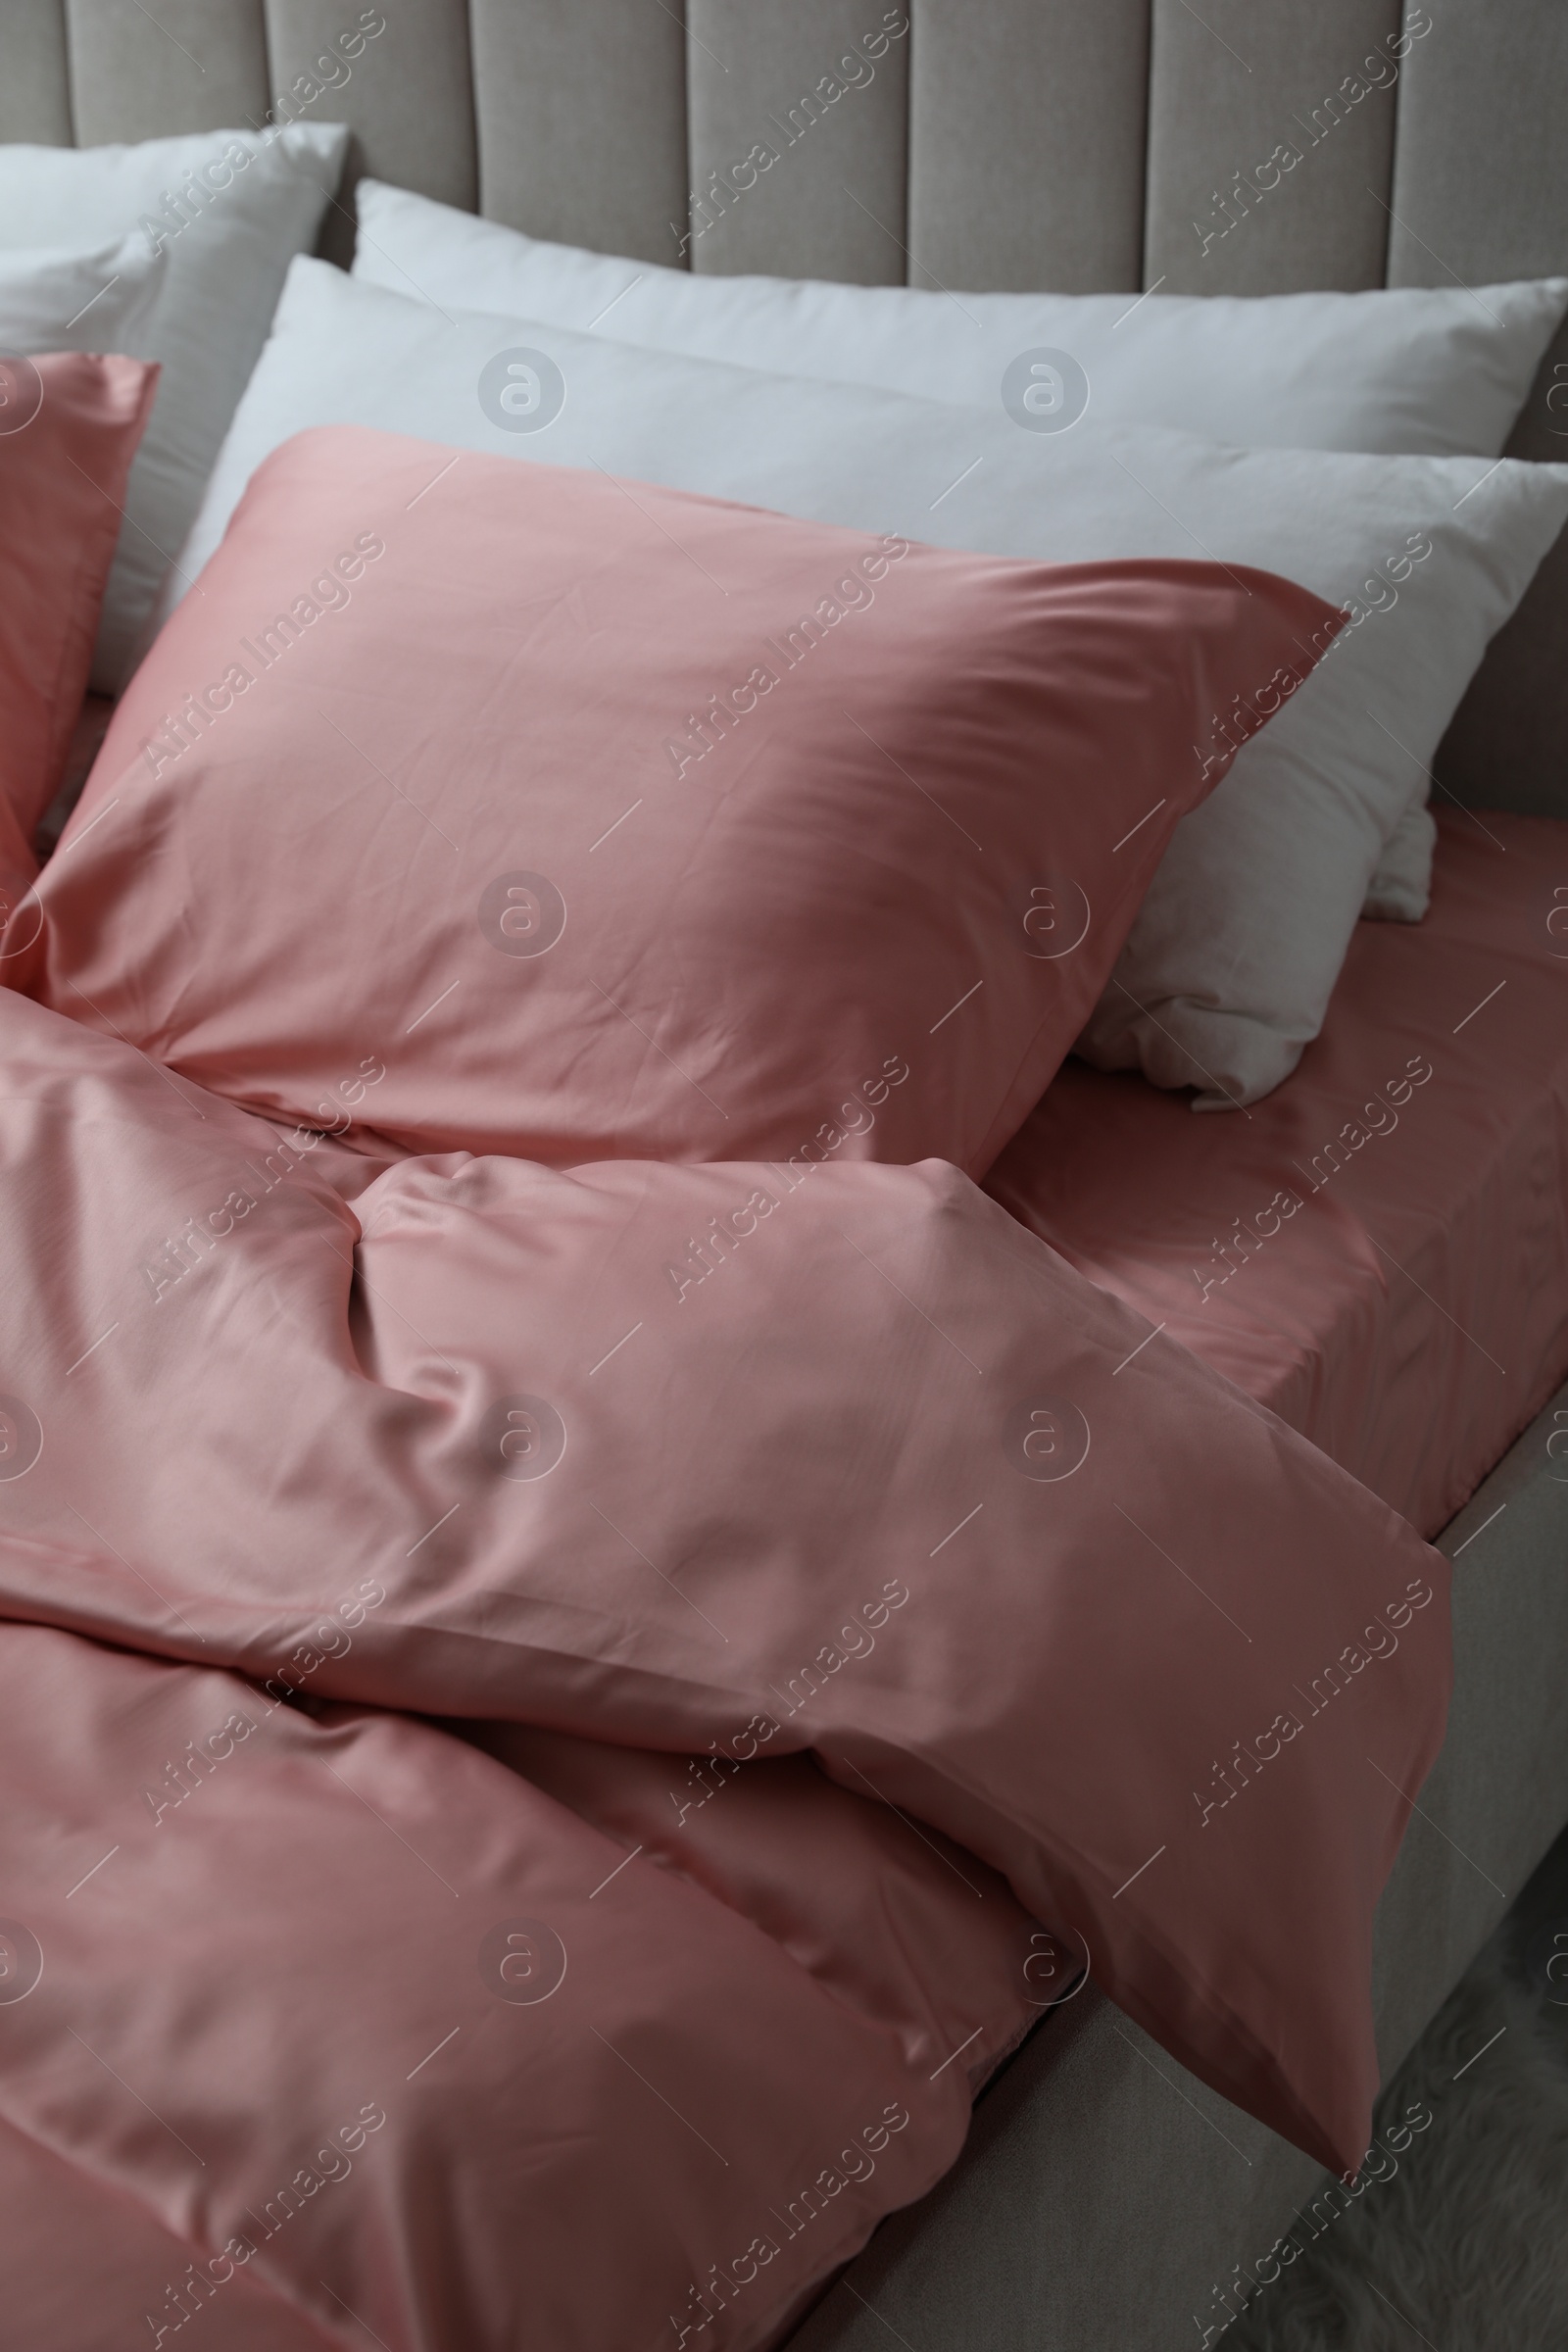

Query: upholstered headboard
6 0 1566 809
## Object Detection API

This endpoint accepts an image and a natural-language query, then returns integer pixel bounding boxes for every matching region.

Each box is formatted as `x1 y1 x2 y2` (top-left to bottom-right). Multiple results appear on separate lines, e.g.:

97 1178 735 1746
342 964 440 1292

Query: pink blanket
0 982 1448 2348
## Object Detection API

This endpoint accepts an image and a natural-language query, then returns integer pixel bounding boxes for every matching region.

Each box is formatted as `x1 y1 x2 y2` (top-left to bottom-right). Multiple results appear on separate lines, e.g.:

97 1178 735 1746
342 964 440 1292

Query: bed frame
7 7 1567 2344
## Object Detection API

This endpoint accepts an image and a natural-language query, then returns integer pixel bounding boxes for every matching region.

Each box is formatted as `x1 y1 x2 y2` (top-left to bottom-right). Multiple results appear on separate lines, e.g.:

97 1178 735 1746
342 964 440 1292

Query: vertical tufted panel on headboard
0 0 74 144
684 1 909 283
268 0 476 212
908 0 1150 295
1391 5 1568 811
1144 0 1402 296
468 0 689 265
65 0 270 143
1387 1 1568 285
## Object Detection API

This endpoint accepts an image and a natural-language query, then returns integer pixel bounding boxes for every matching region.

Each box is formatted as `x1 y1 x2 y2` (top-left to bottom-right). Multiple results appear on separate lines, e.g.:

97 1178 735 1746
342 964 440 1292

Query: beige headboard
6 0 1566 810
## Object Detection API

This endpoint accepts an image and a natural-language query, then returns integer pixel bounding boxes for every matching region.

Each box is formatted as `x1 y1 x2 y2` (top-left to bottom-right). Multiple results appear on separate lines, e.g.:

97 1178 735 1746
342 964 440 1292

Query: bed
2 7 1566 2349
859 809 1568 2352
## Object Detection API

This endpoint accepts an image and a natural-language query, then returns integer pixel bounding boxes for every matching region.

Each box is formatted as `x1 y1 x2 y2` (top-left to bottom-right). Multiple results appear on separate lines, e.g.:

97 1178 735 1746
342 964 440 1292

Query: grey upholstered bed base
792 1381 1568 2351
6 7 1567 2346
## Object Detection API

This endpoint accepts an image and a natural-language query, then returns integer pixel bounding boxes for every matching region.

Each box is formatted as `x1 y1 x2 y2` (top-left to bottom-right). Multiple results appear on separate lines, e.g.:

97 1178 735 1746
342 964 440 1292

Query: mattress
986 809 1568 1540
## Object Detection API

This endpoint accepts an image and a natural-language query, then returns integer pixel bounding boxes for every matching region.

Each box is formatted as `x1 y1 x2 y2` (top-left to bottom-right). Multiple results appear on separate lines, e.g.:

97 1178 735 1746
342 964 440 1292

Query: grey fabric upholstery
271 0 476 219
791 1383 1568 2351
1387 0 1568 285
470 0 688 265
1435 330 1568 819
1145 0 1401 296
907 1 1150 294
687 2 909 283
66 0 270 144
0 0 73 144
1388 2 1568 819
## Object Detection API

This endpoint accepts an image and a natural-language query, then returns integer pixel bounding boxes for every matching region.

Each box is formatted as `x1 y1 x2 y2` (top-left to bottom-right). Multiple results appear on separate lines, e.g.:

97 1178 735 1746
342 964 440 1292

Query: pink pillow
26 425 1337 1173
0 351 157 928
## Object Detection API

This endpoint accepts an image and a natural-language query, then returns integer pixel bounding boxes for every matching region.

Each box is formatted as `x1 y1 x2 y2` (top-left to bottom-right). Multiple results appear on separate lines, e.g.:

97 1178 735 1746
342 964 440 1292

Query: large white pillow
352 179 1568 464
168 258 1568 1113
0 233 165 357
0 126 348 690
353 182 1568 937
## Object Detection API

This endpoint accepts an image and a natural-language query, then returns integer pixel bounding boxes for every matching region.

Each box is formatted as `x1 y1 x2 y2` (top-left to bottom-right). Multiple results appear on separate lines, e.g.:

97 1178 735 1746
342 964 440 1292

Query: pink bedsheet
987 810 1568 1538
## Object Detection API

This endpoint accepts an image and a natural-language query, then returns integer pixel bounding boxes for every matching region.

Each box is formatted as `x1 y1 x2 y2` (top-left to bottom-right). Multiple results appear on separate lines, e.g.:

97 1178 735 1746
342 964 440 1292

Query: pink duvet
0 979 1449 2345
0 1624 1008 2352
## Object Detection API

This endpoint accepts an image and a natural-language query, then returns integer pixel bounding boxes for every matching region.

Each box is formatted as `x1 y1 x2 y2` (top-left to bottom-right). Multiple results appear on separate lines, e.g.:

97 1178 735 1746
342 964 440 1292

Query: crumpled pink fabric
0 986 1447 2223
0 426 1437 2350
0 350 157 917
0 1622 997 2352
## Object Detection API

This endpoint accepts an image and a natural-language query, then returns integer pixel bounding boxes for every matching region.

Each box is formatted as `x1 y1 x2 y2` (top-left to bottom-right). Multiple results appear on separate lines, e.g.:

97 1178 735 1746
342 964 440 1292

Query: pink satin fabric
24 424 1337 1176
0 422 1442 2349
0 983 1446 2207
0 351 156 915
0 1624 976 2352
989 810 1568 1537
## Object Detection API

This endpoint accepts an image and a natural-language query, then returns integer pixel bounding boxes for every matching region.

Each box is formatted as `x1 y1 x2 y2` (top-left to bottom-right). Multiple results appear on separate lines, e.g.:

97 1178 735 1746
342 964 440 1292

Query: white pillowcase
0 233 166 356
0 125 348 691
353 178 1568 464
352 184 1568 936
170 258 1568 1112
1361 804 1437 924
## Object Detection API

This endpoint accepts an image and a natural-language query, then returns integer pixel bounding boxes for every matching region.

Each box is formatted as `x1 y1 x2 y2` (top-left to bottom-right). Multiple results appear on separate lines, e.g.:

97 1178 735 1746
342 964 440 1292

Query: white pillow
169 259 1568 1112
353 182 1568 935
353 178 1568 464
0 125 349 691
0 233 166 356
1361 804 1437 923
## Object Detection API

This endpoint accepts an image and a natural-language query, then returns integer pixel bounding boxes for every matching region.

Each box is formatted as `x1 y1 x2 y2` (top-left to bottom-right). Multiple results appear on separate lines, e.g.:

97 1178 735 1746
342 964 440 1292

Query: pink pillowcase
0 352 157 926
26 424 1337 1174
